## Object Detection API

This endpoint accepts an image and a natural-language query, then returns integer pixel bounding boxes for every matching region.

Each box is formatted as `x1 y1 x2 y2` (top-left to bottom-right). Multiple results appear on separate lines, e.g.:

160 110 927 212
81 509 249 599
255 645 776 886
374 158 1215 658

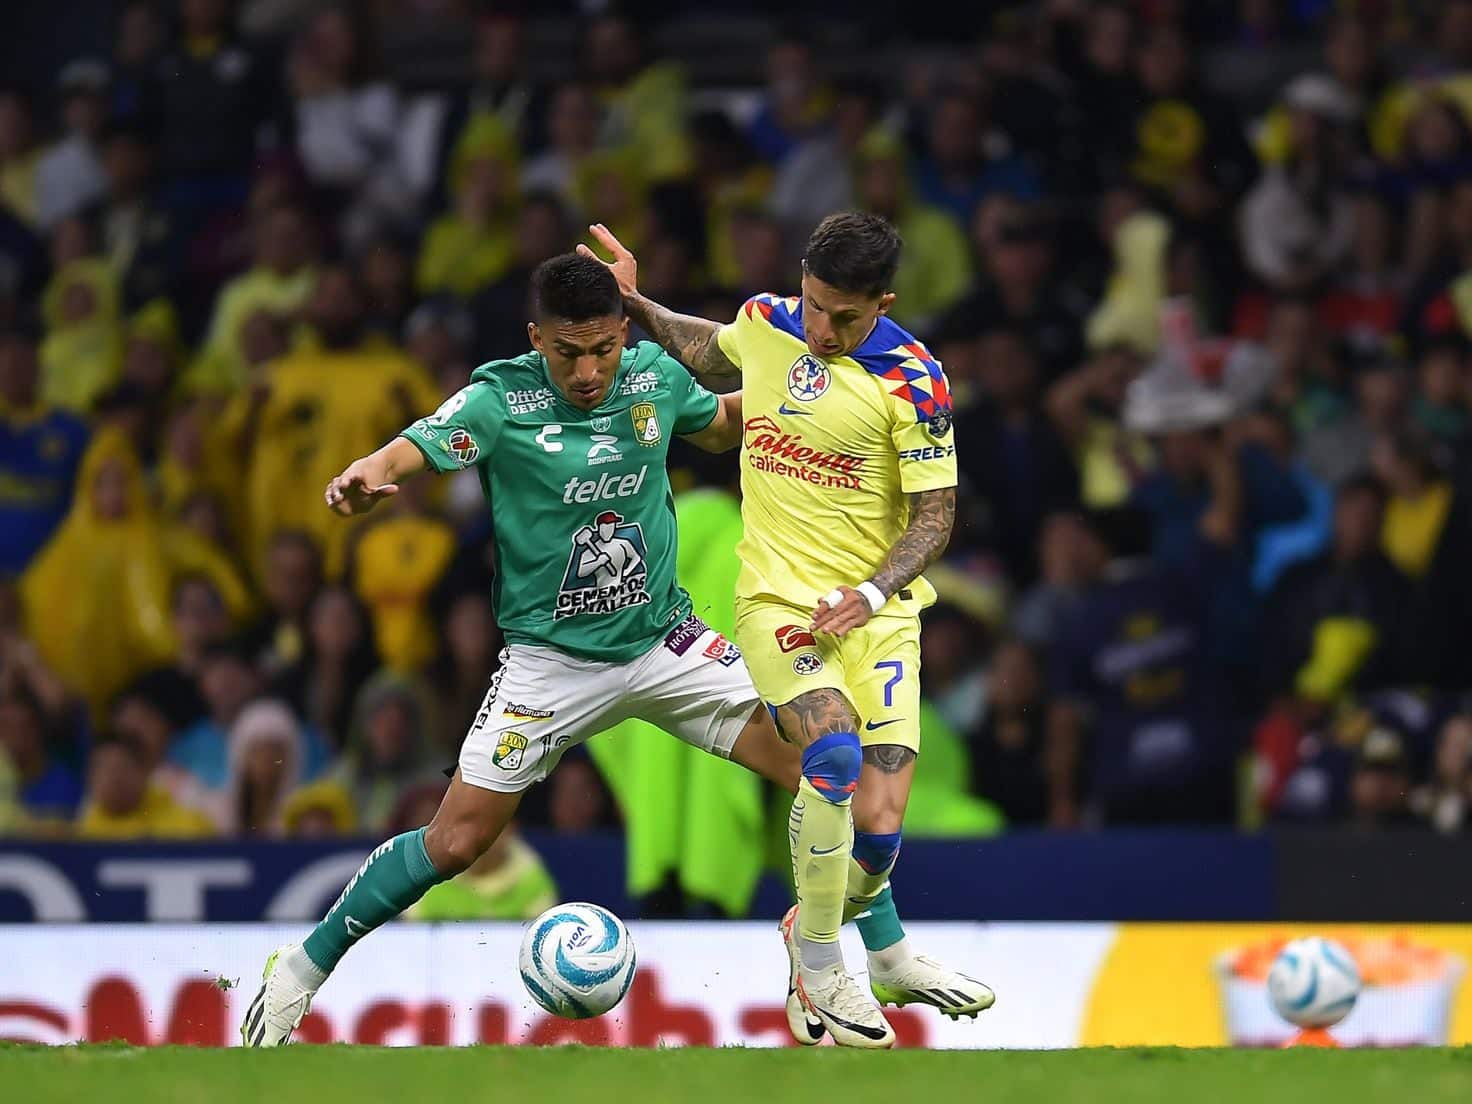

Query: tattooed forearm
775 688 859 745
625 292 740 381
869 487 956 599
863 745 916 774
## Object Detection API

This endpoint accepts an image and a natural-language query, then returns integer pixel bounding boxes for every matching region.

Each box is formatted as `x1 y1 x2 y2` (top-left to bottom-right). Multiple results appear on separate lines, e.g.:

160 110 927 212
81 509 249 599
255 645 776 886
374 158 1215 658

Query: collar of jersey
781 298 891 364
534 350 634 419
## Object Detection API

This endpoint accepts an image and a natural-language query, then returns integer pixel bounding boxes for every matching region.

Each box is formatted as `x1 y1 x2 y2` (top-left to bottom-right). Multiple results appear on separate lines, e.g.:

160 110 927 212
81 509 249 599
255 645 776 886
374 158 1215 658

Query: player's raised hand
811 586 873 638
324 460 399 516
577 223 639 299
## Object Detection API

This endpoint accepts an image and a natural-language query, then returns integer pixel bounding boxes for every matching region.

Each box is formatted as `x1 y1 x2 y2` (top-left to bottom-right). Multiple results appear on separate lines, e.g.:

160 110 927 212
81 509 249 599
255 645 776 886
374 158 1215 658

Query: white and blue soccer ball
1267 936 1362 1029
518 902 637 1019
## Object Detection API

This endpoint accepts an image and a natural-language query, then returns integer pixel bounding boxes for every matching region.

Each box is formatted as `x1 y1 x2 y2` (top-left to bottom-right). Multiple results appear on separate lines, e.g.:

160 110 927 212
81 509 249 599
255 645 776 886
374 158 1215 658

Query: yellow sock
789 776 853 950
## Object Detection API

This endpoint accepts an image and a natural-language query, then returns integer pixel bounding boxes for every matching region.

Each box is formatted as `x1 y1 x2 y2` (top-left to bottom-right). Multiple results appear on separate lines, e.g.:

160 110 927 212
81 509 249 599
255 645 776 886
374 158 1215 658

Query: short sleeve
666 356 720 434
716 320 743 368
888 361 958 494
400 381 502 473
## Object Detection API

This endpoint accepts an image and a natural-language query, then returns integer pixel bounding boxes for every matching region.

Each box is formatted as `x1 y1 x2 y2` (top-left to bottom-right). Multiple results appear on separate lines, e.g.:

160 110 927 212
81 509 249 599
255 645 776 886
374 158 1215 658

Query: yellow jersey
717 293 957 614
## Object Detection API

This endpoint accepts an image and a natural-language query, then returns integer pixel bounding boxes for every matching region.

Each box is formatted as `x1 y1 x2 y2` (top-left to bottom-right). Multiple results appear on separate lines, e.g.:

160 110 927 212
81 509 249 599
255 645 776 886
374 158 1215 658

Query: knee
801 732 862 803
852 829 902 875
424 816 492 876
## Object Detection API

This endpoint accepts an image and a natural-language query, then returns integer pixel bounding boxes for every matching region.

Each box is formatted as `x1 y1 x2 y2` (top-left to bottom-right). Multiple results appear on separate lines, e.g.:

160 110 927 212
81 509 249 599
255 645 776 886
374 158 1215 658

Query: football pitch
5 1044 1472 1104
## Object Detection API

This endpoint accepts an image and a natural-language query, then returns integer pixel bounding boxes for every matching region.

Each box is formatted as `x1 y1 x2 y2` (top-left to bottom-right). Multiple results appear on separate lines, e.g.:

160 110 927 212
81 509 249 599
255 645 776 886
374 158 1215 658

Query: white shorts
458 613 762 793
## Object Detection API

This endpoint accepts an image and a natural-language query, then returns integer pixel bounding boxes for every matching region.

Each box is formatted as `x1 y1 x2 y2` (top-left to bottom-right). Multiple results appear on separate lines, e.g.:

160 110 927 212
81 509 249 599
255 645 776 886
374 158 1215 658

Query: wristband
856 580 886 614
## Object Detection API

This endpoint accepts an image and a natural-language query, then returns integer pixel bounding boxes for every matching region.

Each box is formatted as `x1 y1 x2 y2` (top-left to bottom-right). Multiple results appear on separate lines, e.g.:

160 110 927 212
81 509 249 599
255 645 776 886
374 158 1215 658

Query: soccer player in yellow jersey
583 213 995 1047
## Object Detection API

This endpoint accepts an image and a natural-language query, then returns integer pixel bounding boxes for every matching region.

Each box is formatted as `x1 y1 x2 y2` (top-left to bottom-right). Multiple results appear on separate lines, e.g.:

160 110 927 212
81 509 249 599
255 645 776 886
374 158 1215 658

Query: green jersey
401 341 720 662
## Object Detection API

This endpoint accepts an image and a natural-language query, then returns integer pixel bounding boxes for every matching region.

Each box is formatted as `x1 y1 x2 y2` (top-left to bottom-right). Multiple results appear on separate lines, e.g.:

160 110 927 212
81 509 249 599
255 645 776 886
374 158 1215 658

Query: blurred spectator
35 59 112 231
230 266 438 580
408 824 558 920
416 116 519 297
688 110 773 291
768 76 882 246
19 428 251 718
469 190 570 355
1372 427 1454 579
853 129 971 329
521 82 601 210
111 0 167 124
338 671 441 832
1411 714 1472 832
39 216 124 414
1047 505 1237 827
224 698 306 835
545 749 619 833
0 89 42 228
582 13 690 183
425 587 500 751
168 639 264 792
919 604 989 735
912 89 1039 227
1045 347 1151 508
1348 723 1416 827
154 0 274 217
449 13 543 158
97 120 184 313
958 326 1079 583
0 690 81 826
1011 510 1106 649
0 330 89 576
273 584 381 753
357 231 416 340
351 477 456 673
188 202 318 394
288 5 425 250
968 638 1051 826
1411 337 1469 446
253 528 324 675
1240 75 1359 294
948 200 1087 379
1262 475 1414 705
110 677 215 819
404 295 475 395
746 34 831 166
281 777 357 837
75 737 215 838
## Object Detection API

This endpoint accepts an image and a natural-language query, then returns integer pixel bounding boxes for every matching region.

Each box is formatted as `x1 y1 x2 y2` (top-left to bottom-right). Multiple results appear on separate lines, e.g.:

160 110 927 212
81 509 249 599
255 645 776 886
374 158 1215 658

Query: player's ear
619 316 630 343
527 321 543 353
876 292 896 317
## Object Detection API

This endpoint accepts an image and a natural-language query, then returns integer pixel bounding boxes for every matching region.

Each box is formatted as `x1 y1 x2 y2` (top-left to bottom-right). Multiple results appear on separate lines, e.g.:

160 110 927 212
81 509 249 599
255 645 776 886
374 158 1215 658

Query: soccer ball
518 902 637 1019
1267 937 1362 1029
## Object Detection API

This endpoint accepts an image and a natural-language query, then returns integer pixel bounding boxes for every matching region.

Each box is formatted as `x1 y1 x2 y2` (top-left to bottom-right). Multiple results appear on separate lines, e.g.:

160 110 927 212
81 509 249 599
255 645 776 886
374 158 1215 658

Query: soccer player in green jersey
242 255 897 1048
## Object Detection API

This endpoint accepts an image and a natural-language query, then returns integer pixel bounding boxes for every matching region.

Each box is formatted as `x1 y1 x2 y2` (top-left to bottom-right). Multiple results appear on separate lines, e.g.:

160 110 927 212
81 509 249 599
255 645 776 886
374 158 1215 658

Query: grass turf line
4 1044 1472 1104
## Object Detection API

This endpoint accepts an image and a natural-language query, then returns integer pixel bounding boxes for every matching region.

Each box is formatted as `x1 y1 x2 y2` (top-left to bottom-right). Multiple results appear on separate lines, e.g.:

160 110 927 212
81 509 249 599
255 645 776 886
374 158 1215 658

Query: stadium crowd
6 0 1472 892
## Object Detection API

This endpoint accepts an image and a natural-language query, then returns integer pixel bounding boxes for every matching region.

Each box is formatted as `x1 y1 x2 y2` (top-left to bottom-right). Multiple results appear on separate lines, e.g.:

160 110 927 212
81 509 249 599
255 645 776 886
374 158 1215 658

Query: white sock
799 937 843 973
283 943 328 991
867 936 914 976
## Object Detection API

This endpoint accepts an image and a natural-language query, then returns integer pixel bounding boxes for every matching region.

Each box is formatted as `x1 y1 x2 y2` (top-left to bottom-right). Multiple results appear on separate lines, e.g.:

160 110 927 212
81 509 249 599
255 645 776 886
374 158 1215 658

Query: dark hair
531 254 623 322
1338 472 1387 507
802 212 902 298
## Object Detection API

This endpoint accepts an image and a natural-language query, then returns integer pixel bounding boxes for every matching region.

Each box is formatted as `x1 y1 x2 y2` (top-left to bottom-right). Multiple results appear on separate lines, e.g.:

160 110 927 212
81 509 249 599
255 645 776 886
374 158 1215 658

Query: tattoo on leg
863 745 917 774
776 689 858 745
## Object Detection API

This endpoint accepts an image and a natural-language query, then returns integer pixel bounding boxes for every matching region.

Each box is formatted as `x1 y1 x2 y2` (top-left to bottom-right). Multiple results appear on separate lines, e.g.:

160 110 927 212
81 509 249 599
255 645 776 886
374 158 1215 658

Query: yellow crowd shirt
716 293 958 613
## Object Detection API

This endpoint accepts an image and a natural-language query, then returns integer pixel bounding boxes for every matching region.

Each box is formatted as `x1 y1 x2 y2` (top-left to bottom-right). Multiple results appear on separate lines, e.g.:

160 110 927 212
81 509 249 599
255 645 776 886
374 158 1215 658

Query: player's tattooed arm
578 221 740 383
869 487 957 600
625 293 741 382
775 689 860 746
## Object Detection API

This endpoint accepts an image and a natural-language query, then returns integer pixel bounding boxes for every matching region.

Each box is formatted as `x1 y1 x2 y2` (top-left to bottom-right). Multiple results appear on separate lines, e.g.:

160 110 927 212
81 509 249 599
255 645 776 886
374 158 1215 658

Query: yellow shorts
732 596 921 753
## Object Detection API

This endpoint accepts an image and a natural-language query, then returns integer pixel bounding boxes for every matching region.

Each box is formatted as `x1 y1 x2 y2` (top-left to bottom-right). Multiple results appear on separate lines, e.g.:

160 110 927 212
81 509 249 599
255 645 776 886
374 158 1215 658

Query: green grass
5 1044 1472 1104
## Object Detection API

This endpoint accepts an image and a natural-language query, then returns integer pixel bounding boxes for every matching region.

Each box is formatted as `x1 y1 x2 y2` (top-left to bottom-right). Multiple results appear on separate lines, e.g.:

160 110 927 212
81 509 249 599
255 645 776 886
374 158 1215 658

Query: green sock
854 884 906 953
302 827 446 973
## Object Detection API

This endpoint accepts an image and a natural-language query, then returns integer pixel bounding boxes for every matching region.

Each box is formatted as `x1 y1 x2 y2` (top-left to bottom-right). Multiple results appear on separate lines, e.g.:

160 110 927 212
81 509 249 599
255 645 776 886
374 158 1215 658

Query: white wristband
856 580 887 614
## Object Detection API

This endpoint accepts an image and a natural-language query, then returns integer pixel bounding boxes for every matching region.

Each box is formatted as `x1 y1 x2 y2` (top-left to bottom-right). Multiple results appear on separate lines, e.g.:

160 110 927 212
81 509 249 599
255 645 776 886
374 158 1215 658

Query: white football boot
869 951 996 1020
240 944 319 1047
779 906 827 1045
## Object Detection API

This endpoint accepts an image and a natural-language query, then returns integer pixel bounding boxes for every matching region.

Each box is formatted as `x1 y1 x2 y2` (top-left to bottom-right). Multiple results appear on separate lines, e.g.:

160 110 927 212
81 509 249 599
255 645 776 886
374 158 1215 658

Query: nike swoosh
812 1006 892 1041
809 842 845 855
777 403 813 416
865 719 902 731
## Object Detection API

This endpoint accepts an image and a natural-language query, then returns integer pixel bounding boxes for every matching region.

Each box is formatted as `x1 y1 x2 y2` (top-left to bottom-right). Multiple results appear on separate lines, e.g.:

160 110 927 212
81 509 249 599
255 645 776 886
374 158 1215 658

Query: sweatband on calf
800 731 862 800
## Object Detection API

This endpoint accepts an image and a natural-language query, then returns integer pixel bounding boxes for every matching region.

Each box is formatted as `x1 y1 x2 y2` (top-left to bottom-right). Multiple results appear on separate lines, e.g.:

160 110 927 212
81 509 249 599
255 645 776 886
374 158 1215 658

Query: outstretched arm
578 223 740 386
324 436 425 516
811 487 957 636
